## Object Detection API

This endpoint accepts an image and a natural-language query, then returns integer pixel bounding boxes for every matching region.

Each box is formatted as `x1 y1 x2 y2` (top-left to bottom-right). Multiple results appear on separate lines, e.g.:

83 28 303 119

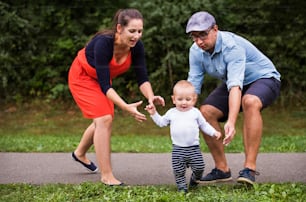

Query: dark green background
1 0 305 106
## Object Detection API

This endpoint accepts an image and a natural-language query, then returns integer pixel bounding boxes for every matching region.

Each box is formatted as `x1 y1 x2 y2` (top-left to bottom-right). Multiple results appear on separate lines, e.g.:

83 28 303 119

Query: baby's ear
171 95 176 104
192 94 198 105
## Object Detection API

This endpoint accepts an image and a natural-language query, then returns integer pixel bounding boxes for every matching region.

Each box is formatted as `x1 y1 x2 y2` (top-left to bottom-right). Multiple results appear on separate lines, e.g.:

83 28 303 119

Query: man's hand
223 121 236 146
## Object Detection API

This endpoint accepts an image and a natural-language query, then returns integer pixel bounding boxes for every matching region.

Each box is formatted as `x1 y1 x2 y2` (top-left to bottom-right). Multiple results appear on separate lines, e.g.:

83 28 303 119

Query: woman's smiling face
117 19 143 47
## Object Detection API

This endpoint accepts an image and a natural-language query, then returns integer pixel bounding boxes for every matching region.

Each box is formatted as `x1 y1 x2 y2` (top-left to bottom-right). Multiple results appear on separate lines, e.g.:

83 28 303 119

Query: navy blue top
85 35 149 94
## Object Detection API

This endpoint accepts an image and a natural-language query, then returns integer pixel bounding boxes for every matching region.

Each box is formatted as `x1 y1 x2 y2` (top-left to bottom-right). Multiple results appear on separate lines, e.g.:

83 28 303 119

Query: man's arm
223 86 241 145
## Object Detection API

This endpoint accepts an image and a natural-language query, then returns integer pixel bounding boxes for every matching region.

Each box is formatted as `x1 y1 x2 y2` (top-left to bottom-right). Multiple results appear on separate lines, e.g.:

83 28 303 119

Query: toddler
145 80 221 193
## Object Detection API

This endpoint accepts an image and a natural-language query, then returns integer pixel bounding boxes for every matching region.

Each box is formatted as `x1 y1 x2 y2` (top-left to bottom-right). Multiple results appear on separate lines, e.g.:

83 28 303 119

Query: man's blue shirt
188 31 281 94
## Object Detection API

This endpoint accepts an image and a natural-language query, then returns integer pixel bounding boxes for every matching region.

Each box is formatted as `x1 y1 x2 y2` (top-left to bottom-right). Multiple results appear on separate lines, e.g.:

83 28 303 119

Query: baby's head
172 80 197 111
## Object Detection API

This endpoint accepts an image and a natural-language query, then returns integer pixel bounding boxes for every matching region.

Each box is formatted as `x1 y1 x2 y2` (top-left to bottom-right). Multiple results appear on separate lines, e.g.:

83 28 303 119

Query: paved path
0 153 305 185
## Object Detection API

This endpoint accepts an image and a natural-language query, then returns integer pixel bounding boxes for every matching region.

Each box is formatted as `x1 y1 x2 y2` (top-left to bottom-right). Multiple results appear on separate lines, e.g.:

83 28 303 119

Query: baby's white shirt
151 107 216 147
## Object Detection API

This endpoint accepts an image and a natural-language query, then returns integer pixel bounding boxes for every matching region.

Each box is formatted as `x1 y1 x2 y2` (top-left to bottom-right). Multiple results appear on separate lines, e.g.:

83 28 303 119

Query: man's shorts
202 78 281 122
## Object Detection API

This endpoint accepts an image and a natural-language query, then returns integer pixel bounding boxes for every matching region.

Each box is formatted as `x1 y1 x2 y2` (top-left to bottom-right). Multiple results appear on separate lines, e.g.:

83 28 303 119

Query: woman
68 8 165 186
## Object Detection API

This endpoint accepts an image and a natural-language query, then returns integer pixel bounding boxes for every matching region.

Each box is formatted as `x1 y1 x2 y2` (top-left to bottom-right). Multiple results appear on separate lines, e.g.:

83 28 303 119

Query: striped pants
172 145 205 191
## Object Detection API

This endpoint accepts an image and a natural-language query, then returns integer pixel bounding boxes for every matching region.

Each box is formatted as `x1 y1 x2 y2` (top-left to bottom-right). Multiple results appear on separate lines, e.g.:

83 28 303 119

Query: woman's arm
106 88 128 110
139 81 165 107
139 81 154 101
106 88 146 122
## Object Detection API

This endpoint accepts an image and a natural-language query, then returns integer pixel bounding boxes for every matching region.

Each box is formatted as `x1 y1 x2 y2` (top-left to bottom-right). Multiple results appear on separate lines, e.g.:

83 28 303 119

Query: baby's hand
214 131 222 140
144 104 156 115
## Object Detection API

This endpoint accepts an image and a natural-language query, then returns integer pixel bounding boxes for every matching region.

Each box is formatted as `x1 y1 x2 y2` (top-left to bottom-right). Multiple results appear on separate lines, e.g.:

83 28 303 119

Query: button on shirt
188 31 281 94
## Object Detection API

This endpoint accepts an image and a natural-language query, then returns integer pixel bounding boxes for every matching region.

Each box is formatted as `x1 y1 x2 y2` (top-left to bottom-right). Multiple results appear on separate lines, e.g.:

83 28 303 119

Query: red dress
68 48 131 118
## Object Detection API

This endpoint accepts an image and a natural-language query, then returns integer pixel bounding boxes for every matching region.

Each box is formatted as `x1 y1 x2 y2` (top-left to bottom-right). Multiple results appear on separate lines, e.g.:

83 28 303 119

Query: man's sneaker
199 168 232 184
237 168 260 185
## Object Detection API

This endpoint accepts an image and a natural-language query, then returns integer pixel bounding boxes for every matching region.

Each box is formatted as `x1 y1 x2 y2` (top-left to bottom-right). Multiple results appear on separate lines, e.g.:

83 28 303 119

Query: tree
129 0 225 98
0 0 128 102
223 0 306 105
1 0 305 106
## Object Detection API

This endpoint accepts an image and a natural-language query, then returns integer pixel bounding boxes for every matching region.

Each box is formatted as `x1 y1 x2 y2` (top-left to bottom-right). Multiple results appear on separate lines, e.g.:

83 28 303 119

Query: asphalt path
0 153 305 185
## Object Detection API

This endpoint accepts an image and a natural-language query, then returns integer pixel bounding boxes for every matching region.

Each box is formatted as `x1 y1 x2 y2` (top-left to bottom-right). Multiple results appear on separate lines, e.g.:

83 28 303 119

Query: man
186 11 281 185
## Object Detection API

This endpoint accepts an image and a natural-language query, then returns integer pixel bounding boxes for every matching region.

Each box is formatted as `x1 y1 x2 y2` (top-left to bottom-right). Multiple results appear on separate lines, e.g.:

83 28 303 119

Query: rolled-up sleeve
187 44 205 94
224 45 245 91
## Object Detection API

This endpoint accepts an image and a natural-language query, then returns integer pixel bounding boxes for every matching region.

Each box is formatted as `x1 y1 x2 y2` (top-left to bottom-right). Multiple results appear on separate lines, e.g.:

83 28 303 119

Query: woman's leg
74 122 95 164
93 115 121 185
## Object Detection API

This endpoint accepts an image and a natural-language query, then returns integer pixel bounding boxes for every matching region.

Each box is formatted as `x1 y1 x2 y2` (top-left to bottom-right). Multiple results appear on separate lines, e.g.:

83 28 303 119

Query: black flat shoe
102 182 125 186
72 152 98 173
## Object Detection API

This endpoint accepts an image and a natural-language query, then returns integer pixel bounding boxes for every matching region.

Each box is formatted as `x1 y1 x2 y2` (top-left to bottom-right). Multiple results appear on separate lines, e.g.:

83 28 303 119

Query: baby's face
171 89 196 112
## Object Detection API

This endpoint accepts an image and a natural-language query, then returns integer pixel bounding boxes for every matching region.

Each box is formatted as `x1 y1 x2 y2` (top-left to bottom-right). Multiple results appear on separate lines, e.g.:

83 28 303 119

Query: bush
1 0 305 106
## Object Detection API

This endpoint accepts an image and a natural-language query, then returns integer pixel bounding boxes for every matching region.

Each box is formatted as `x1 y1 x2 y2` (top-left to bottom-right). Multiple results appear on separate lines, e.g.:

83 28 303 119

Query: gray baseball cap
186 11 216 33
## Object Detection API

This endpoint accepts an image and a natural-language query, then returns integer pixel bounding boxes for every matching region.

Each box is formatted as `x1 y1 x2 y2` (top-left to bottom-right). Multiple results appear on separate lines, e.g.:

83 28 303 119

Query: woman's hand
148 96 165 107
125 101 147 122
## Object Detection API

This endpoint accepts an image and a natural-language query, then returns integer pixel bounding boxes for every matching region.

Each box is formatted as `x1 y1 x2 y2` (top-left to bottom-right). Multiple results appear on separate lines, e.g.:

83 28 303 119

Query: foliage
0 0 305 106
130 0 226 96
222 0 306 105
0 0 128 102
131 0 306 104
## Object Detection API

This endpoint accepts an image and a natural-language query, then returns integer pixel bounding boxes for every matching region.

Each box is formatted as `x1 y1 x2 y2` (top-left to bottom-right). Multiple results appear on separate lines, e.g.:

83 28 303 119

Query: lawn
0 101 305 201
0 183 305 202
0 101 305 153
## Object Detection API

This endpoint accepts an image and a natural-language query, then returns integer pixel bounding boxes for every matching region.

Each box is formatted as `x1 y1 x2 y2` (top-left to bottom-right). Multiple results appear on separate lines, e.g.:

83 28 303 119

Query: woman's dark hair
93 8 143 37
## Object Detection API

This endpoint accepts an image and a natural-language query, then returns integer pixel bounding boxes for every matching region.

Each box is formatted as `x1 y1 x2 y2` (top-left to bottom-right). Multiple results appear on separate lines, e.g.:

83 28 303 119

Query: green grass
0 102 305 152
1 183 305 202
0 101 305 201
0 133 305 153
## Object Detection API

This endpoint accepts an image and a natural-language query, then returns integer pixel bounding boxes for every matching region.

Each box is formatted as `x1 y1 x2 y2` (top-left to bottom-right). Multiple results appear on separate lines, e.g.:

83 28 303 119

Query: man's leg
198 84 233 183
199 105 232 183
241 95 263 170
237 78 280 185
201 105 229 171
237 95 262 185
